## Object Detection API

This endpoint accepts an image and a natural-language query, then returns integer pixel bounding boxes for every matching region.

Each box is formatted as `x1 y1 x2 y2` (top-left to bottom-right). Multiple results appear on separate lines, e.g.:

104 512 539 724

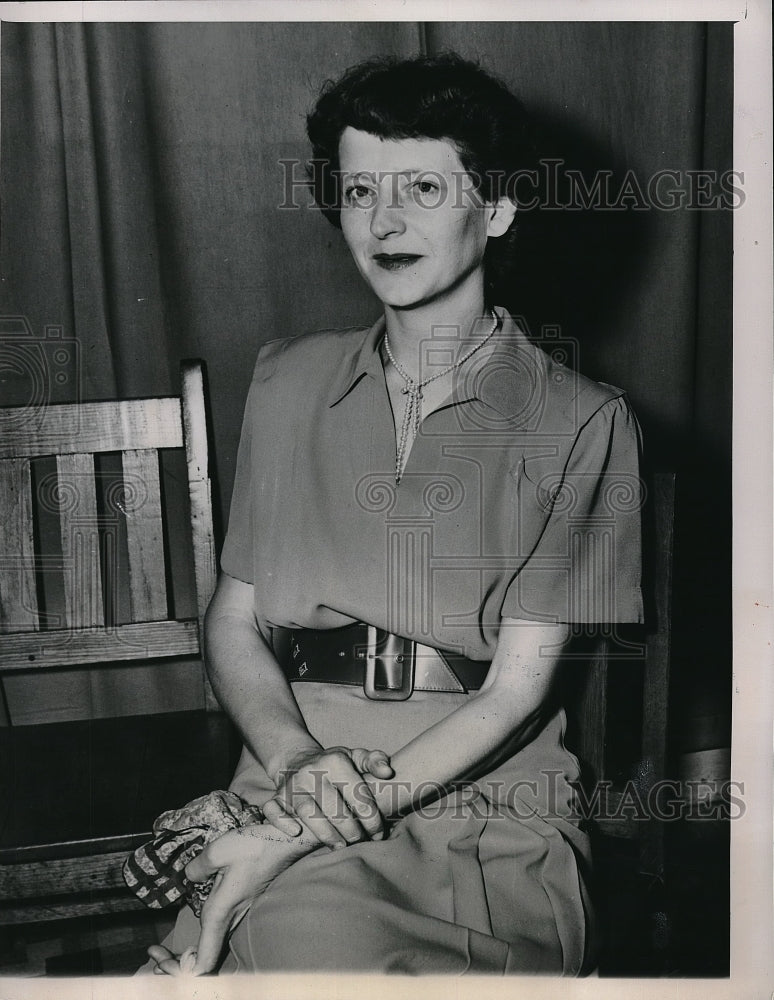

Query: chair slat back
0 362 218 709
0 398 183 458
55 453 104 629
0 621 200 673
121 448 168 622
0 458 39 633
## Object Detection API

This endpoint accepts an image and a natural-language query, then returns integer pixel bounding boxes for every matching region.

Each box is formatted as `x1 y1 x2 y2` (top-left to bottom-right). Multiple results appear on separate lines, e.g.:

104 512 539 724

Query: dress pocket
512 454 562 515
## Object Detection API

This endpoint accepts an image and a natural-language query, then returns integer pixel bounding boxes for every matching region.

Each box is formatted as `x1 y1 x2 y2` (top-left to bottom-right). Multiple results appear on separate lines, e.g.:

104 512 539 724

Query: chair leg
0 679 11 725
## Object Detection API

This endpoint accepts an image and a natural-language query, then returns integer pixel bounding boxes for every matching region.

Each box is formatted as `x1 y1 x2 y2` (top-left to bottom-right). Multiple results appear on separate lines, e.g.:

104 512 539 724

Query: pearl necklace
383 310 499 484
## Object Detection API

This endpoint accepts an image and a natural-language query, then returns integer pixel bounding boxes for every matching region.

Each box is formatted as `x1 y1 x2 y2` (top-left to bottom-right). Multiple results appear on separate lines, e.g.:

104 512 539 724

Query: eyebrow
342 169 442 182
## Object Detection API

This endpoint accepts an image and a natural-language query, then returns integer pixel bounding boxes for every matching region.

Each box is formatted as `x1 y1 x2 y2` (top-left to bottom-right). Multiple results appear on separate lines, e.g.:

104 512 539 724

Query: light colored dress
149 307 643 975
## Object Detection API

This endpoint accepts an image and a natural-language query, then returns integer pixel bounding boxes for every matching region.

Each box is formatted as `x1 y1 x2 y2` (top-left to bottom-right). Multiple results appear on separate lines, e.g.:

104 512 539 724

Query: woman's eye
344 185 375 207
410 179 441 204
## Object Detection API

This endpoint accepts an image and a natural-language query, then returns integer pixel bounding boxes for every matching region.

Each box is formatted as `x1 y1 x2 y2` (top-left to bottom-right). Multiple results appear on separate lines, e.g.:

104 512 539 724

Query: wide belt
281 623 489 701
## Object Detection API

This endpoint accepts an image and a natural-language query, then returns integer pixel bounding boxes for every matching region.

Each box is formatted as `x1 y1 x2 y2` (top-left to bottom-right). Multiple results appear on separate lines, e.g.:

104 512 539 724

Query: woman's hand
262 746 395 849
147 823 318 976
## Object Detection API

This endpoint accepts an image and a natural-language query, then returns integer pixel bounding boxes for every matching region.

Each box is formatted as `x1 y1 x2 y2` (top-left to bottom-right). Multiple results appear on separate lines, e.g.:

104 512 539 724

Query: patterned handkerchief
122 790 262 915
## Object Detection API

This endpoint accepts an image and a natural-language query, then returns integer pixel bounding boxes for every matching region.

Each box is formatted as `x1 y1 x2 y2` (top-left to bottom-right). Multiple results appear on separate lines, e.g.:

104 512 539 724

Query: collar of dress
326 306 549 424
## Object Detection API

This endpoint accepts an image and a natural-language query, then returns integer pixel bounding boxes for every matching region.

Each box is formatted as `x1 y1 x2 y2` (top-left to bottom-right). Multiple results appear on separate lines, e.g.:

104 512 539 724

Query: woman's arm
258 612 571 828
208 572 569 834
361 617 569 818
204 572 320 785
205 572 393 846
148 823 321 976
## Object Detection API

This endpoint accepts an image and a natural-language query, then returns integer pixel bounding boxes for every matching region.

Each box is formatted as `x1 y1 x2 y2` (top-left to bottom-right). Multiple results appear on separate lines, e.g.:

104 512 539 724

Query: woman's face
338 127 509 314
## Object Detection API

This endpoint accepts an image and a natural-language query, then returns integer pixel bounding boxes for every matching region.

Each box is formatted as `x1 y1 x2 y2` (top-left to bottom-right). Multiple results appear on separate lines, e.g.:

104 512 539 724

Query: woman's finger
179 947 198 974
147 944 183 976
315 774 367 845
351 748 395 780
261 797 302 836
317 752 388 840
185 844 219 884
291 791 348 849
185 827 251 882
147 944 176 963
333 779 384 841
344 749 395 839
291 750 386 842
361 749 395 778
307 749 385 840
349 747 369 773
192 870 255 974
194 902 233 974
271 748 389 845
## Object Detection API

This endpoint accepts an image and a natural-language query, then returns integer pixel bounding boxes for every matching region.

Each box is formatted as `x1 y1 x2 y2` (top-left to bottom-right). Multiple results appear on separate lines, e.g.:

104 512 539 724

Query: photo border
0 1 770 998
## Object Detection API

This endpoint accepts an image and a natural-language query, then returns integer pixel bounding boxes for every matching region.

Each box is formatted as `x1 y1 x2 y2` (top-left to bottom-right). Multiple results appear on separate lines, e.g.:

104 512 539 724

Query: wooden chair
0 361 238 925
565 471 676 973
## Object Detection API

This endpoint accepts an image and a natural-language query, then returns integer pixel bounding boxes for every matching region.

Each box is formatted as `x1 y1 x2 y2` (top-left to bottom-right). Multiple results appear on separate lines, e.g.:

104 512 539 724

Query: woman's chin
365 278 447 312
367 281 428 310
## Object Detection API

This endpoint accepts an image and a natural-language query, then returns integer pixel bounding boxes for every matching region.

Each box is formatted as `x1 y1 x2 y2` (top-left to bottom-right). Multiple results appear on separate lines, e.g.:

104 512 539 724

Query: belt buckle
363 625 414 701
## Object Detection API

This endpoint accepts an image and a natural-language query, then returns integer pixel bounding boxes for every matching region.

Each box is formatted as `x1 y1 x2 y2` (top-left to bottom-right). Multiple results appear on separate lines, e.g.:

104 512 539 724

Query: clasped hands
148 745 394 976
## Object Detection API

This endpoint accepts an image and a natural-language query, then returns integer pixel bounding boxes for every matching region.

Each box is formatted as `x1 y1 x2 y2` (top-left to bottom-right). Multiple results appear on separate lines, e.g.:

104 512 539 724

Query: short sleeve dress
161 307 643 976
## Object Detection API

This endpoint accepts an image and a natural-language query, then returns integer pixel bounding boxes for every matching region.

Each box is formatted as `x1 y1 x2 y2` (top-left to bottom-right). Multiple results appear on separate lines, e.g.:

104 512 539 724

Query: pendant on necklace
385 309 499 485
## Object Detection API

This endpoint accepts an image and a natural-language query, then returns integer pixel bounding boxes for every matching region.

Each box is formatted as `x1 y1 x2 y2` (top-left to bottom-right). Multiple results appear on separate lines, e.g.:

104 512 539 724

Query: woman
144 53 643 977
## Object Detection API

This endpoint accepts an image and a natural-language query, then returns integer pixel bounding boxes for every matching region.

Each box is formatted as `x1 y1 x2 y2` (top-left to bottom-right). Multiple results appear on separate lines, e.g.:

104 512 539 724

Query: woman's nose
369 192 406 239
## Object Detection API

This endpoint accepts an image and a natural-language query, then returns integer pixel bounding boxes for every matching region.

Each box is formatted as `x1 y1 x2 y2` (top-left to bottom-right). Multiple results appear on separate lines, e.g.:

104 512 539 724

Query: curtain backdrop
0 21 732 757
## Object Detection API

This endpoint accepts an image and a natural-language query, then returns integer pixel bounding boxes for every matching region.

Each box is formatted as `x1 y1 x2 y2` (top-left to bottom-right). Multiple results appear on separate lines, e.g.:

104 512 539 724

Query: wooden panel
0 458 38 632
181 361 219 711
181 362 217 618
188 479 217 617
0 832 151 865
638 472 675 877
1 850 130 898
0 893 145 926
190 479 219 709
642 473 675 766
121 449 168 621
575 637 608 785
0 397 183 458
56 453 104 628
0 619 200 671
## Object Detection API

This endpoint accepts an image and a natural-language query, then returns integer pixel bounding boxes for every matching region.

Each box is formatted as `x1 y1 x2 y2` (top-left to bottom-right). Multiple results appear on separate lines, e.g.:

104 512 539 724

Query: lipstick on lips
372 253 423 271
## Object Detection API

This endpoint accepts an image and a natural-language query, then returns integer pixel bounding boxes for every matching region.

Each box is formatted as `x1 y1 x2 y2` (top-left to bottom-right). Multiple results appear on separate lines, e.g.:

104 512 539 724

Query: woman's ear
486 197 517 238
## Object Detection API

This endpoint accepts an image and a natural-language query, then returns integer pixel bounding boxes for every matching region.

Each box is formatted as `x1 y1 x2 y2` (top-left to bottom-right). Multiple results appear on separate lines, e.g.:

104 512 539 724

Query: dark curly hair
306 53 537 300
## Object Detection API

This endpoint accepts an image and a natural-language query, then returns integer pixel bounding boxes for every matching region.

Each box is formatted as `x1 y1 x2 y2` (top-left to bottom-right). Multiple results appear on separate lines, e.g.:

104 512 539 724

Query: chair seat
0 710 240 863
